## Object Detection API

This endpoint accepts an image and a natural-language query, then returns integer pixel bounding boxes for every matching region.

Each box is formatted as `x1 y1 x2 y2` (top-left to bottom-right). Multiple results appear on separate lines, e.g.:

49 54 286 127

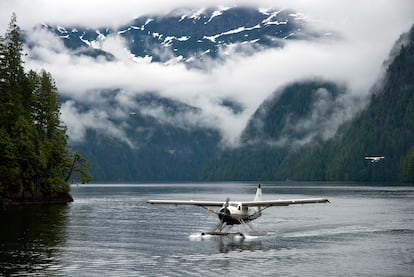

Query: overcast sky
1 0 413 146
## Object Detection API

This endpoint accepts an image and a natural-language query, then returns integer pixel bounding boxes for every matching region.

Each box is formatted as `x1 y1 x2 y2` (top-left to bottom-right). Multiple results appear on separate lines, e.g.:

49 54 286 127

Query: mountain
201 80 350 181
67 92 221 182
23 7 413 183
39 7 315 65
202 24 414 182
23 6 323 182
241 80 348 145
280 24 414 182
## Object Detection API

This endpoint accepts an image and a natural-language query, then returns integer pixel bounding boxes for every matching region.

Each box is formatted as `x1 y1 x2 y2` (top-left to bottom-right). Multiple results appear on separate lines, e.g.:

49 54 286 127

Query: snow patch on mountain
203 24 262 43
25 6 329 147
37 6 313 66
206 6 232 23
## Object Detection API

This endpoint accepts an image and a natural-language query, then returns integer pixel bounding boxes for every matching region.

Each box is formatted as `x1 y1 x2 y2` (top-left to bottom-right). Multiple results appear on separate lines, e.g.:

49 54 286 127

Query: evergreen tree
0 14 90 202
401 145 414 183
0 13 27 194
30 70 72 192
0 13 26 128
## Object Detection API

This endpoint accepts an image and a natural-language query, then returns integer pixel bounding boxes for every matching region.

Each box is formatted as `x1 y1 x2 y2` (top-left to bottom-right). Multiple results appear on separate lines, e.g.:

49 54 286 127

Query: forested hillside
74 120 220 182
202 24 414 183
69 93 221 182
0 16 88 205
201 80 348 181
279 24 414 182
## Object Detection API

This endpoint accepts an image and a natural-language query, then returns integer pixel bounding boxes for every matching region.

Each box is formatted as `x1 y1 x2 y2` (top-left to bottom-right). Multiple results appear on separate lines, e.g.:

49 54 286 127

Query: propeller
215 197 231 233
206 197 231 233
206 197 230 216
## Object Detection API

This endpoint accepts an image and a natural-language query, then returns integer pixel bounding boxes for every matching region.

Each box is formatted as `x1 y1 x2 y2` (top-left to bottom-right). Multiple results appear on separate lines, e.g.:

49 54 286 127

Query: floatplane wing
147 200 224 206
147 198 329 207
147 184 329 236
241 198 330 207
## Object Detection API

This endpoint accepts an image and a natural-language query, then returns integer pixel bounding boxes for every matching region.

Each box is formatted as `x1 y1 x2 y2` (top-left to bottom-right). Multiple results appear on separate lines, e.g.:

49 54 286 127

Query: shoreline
0 192 73 207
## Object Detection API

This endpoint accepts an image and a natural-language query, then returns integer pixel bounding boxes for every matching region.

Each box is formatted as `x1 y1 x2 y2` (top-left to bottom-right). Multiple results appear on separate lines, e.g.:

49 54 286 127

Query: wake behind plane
147 184 329 237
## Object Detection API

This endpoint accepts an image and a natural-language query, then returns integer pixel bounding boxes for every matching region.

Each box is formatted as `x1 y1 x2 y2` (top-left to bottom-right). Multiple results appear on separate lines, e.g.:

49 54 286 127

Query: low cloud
287 87 367 147
2 0 413 147
61 100 134 147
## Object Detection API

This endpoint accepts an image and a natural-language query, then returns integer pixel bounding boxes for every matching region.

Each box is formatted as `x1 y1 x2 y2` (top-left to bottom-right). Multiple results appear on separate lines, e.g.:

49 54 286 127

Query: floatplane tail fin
254 184 262 201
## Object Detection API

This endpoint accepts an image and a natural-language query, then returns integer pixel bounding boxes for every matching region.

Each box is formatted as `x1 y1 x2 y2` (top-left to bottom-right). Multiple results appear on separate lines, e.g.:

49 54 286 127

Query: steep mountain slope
203 24 414 182
241 81 348 145
201 80 348 181
315 25 414 182
40 7 314 65
68 93 221 182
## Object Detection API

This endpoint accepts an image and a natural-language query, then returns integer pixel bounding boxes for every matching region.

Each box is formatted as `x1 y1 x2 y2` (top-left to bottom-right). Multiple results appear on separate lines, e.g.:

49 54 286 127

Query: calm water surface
1 183 414 276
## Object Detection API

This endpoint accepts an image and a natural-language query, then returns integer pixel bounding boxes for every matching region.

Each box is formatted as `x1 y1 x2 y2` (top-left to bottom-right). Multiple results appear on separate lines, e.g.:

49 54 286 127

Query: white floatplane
147 184 330 237
365 156 385 162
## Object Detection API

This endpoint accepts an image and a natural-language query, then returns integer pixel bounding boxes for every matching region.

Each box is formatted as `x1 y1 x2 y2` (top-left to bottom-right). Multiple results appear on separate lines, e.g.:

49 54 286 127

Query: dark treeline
0 15 89 204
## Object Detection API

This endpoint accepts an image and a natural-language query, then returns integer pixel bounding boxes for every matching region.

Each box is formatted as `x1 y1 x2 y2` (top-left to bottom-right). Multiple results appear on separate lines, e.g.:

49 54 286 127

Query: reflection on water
1 183 414 276
216 236 263 253
0 204 68 275
189 232 264 253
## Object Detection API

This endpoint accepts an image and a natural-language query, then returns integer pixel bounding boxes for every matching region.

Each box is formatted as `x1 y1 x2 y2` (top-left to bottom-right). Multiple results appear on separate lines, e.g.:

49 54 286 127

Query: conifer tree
0 13 26 128
0 14 90 201
0 13 27 194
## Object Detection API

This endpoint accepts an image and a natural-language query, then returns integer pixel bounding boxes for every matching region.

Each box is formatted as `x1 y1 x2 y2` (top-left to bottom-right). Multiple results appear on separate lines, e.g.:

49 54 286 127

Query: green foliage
0 15 89 199
400 145 414 183
66 153 92 184
0 129 18 193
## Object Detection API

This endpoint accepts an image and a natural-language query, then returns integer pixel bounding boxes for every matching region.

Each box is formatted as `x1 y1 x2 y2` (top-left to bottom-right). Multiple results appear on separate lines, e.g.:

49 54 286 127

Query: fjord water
1 183 413 276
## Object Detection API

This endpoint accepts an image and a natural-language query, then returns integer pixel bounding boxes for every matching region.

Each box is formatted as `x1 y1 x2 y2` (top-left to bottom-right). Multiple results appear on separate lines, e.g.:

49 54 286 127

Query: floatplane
365 156 385 162
147 184 329 238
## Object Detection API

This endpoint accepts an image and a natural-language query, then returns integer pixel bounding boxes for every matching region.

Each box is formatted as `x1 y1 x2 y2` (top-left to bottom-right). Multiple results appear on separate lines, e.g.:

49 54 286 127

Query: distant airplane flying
365 156 385 162
147 184 330 237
